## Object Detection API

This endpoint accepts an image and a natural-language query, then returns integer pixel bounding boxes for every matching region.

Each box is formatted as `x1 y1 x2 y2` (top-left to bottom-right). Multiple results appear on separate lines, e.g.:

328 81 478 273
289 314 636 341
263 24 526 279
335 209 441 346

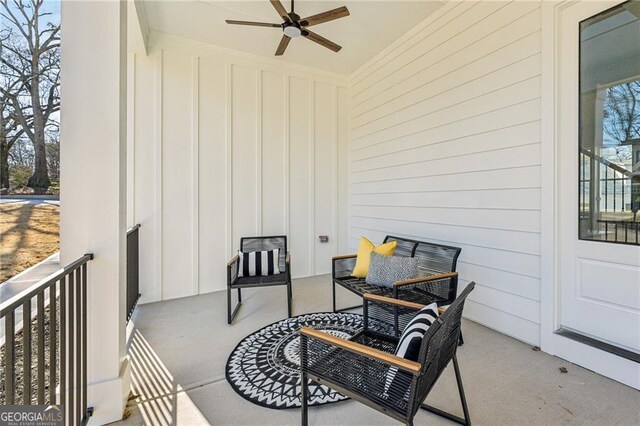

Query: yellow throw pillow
352 237 397 278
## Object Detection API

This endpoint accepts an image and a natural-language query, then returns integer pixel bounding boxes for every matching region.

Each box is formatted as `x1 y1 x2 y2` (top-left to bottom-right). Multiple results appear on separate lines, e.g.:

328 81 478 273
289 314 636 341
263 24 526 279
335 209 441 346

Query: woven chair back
240 236 288 272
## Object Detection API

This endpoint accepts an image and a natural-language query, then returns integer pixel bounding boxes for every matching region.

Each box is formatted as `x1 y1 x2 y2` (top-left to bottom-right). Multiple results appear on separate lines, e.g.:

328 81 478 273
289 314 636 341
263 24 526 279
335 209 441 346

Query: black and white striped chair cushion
238 249 281 277
385 302 439 396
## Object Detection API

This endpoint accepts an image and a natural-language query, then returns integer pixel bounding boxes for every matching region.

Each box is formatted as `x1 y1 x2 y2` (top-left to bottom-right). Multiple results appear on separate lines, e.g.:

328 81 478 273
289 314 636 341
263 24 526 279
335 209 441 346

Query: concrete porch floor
114 275 639 426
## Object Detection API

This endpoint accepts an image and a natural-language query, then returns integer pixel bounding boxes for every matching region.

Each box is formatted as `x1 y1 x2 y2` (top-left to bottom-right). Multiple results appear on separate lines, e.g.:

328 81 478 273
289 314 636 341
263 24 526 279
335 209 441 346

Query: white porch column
60 1 130 424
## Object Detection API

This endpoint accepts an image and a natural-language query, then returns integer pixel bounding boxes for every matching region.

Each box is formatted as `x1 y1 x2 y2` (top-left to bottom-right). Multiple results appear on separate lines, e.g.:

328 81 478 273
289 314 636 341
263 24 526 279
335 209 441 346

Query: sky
2 0 60 30
39 0 60 25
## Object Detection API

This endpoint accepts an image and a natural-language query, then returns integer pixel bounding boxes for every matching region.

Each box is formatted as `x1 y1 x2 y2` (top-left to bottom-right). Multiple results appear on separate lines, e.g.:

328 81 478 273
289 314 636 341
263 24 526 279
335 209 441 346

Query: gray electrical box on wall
319 235 329 243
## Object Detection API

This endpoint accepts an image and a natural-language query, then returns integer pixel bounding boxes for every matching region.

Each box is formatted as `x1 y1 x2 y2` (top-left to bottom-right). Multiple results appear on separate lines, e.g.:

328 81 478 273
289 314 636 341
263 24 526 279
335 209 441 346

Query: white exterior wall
348 1 543 345
130 33 349 303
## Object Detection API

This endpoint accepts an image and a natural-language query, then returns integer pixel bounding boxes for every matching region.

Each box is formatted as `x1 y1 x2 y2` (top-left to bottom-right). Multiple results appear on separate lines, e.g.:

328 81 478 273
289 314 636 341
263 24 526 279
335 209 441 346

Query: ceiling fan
225 0 350 56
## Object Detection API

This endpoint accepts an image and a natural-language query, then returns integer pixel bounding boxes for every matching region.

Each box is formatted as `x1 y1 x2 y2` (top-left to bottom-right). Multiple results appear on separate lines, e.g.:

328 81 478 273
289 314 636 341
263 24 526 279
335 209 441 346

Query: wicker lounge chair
226 236 291 324
300 282 475 426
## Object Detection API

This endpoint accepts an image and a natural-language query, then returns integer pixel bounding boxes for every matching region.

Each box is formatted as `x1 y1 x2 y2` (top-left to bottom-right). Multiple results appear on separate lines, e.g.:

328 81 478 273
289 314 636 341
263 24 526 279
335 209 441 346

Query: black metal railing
597 219 640 244
0 253 94 425
126 224 141 323
580 148 639 245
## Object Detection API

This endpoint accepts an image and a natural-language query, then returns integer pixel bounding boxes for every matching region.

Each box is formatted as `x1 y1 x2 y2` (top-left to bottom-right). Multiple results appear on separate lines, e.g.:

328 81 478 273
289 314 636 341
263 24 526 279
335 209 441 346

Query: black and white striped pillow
237 249 281 277
385 302 439 396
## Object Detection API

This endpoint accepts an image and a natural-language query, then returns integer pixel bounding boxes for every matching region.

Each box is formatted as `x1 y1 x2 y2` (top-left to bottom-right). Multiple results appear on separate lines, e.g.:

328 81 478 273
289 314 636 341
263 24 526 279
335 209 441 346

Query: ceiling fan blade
275 35 291 56
299 6 350 27
302 30 341 53
225 20 281 28
269 0 290 22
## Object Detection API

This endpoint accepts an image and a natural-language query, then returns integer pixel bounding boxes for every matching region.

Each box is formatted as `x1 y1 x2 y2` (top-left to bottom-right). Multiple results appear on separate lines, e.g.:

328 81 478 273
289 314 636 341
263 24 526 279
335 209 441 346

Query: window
579 1 640 245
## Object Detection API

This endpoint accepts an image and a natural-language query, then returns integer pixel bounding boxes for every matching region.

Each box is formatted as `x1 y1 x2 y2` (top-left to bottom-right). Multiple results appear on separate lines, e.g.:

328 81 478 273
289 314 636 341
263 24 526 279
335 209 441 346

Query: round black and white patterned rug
225 312 364 409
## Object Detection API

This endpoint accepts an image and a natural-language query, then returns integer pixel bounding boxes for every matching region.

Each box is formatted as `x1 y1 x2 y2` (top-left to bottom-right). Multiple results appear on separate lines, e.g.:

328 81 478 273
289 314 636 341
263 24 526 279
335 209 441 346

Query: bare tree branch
0 0 59 188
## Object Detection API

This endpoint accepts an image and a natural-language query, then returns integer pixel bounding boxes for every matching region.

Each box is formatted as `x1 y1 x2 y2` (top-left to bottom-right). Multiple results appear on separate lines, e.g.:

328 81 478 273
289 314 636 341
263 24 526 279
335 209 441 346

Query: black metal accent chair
226 236 291 324
300 282 475 426
332 236 462 312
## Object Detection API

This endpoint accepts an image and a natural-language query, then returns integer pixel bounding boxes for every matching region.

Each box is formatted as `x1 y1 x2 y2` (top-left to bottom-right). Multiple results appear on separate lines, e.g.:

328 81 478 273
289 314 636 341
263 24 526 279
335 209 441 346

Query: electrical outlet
319 235 329 243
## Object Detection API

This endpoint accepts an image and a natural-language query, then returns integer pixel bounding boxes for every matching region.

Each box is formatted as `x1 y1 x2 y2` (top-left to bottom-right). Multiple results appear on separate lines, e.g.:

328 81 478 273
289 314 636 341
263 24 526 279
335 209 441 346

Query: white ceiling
140 0 444 75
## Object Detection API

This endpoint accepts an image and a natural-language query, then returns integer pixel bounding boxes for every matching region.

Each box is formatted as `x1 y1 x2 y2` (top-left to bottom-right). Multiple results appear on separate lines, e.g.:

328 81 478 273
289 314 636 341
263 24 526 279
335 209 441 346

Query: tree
0 0 59 189
8 137 33 168
602 81 640 222
0 75 26 189
603 81 640 147
45 121 58 181
1 30 29 188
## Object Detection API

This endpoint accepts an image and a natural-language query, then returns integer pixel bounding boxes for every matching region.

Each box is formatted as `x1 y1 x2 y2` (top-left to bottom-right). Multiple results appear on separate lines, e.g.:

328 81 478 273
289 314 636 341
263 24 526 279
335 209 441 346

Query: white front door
558 1 640 355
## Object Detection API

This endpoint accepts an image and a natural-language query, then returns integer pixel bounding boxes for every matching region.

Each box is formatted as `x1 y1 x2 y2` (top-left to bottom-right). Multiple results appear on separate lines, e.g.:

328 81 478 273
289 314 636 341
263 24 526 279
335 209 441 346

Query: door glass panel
579 1 640 245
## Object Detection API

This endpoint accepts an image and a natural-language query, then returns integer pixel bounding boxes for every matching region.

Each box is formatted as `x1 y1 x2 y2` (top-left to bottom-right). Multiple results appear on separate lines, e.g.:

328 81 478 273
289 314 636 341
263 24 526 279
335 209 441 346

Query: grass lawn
0 204 60 283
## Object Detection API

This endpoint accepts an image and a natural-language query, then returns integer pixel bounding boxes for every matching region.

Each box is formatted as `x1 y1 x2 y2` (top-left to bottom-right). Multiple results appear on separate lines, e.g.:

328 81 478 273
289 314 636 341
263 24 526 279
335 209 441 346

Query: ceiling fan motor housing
283 21 302 38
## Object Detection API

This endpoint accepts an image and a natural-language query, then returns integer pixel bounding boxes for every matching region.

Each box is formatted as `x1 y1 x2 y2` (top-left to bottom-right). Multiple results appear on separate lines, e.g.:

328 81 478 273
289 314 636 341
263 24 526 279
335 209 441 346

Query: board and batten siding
348 1 543 345
130 33 349 303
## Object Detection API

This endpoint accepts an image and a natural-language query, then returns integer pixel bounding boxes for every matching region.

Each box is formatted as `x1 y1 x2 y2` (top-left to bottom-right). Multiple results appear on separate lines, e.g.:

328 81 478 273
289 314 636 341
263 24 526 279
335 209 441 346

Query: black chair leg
301 372 308 426
453 353 471 425
238 288 242 303
458 330 464 346
227 287 232 324
420 354 470 425
332 281 364 313
332 280 337 313
420 404 467 425
227 287 241 325
287 281 292 318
